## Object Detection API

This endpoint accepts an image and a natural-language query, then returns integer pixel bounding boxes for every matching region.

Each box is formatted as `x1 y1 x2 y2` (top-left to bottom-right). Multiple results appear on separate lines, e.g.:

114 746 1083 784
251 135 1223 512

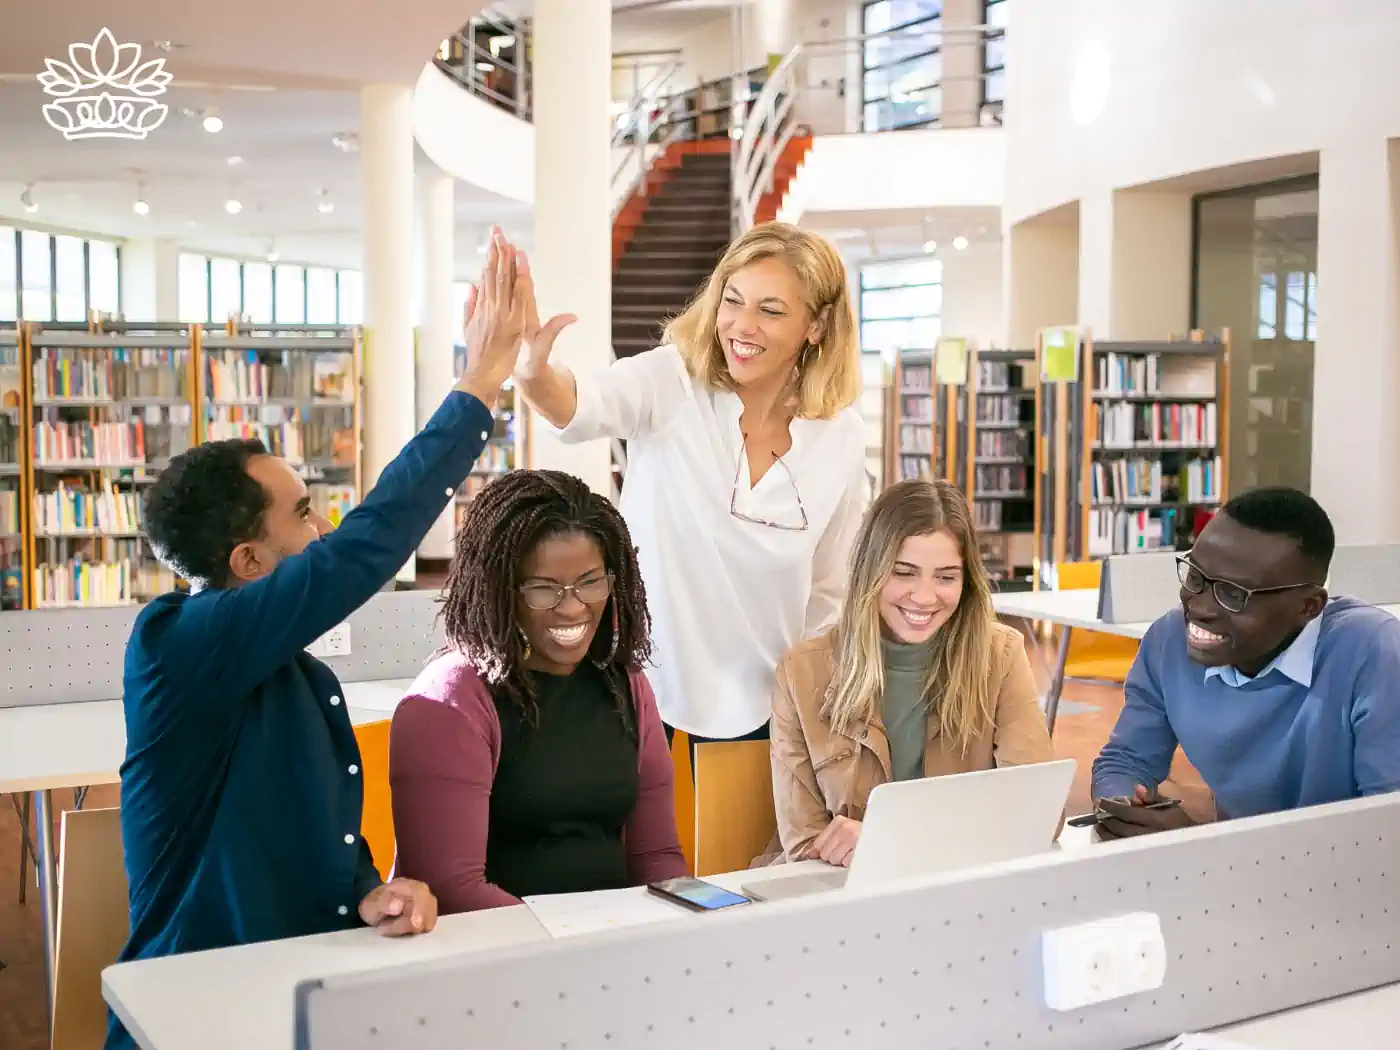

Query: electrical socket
1042 912 1166 1012
307 622 352 659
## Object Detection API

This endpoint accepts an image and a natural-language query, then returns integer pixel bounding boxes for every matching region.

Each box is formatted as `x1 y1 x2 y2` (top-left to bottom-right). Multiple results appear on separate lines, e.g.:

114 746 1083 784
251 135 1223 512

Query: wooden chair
353 720 395 881
692 740 776 877
52 807 128 1050
1056 561 1138 683
670 731 697 872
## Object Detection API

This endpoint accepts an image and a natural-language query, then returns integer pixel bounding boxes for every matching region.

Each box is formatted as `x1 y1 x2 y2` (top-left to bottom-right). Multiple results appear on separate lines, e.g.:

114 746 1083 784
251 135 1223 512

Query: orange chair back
1057 560 1138 682
354 719 396 880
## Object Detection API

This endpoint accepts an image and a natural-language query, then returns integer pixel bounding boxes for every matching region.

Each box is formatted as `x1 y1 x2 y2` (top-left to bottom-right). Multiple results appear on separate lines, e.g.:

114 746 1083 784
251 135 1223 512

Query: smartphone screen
649 877 751 911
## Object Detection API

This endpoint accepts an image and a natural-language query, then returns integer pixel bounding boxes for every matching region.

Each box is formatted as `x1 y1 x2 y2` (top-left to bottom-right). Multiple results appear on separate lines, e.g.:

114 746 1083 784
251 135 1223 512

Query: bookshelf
201 325 362 529
1034 330 1229 577
890 348 963 485
965 347 1037 590
451 339 523 531
1 325 24 610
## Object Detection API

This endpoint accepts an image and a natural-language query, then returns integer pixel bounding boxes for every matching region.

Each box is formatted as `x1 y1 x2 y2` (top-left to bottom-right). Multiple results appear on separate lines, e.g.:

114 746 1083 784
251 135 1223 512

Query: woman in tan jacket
769 478 1054 865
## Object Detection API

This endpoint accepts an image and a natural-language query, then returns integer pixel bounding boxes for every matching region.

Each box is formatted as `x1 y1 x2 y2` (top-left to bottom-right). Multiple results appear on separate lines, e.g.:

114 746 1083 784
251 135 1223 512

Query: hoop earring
595 602 620 667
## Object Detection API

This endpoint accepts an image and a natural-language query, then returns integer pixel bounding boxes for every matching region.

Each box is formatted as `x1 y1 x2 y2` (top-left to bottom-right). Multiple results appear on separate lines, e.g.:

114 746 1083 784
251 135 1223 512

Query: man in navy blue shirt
105 233 530 1050
1093 487 1400 838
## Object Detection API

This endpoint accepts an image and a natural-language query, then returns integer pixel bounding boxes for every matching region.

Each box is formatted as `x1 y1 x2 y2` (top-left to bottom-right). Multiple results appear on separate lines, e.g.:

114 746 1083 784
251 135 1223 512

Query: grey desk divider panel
295 793 1400 1050
1326 543 1400 605
0 589 442 709
1097 550 1180 625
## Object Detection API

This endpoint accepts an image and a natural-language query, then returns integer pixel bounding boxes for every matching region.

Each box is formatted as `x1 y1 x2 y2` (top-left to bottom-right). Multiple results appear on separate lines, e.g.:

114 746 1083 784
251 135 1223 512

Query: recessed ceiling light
227 155 244 166
952 236 969 250
225 198 242 214
923 239 937 254
203 111 224 133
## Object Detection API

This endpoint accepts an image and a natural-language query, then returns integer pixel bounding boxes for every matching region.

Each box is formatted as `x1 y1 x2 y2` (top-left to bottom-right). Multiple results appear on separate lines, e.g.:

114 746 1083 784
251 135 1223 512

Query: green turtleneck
881 636 933 782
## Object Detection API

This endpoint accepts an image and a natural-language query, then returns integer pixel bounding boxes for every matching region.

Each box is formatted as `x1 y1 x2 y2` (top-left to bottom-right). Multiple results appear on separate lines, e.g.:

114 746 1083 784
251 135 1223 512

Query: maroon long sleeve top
388 652 688 914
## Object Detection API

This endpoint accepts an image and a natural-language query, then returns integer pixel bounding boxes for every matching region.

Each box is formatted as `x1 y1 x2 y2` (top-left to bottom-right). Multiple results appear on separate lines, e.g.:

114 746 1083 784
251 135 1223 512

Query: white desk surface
991 588 1152 638
1196 981 1400 1049
0 678 414 795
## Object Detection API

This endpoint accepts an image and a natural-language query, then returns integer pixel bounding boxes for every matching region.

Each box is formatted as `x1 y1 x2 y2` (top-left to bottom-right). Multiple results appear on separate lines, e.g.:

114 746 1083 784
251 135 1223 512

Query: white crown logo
37 28 172 141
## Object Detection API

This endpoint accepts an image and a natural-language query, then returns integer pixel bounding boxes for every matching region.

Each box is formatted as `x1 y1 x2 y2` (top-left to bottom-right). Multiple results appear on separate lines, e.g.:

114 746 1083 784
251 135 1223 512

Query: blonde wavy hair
662 221 860 419
822 479 997 755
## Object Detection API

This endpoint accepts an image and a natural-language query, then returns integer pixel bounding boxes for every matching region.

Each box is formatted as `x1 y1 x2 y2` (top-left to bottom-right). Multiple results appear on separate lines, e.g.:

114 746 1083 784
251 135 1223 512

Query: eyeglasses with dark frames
729 436 809 532
1175 555 1317 614
519 572 615 611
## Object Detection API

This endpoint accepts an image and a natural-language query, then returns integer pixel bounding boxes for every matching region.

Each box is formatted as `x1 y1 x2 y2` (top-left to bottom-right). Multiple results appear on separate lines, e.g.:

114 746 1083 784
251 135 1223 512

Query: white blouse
557 345 869 738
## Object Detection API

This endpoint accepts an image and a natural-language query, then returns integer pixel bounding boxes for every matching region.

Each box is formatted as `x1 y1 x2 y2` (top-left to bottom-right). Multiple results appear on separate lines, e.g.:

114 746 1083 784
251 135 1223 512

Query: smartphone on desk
647 877 753 913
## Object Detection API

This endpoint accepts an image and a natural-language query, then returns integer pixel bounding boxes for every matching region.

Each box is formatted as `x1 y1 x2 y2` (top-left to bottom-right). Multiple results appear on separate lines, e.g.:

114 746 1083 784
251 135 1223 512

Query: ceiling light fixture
203 107 223 133
20 185 37 214
923 239 937 254
316 189 334 214
227 155 244 166
952 236 969 250
225 198 242 214
134 192 149 216
330 132 359 153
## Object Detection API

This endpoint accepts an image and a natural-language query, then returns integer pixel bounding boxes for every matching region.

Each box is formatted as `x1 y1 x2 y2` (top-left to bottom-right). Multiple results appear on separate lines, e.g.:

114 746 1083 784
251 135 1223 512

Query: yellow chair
353 720 396 880
691 740 776 877
1057 561 1138 682
53 807 129 1050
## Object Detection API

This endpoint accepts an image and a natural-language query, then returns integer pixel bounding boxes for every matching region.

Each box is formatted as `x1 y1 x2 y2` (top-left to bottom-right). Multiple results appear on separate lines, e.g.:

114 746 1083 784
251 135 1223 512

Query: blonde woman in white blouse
513 222 867 749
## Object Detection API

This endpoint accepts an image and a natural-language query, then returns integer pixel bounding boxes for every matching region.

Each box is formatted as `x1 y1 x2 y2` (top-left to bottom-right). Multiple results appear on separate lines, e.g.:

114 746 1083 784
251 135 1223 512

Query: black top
486 663 641 898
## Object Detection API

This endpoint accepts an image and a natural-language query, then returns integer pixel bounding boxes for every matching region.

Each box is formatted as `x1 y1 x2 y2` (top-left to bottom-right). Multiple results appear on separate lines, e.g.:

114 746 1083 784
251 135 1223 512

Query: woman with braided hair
388 469 686 914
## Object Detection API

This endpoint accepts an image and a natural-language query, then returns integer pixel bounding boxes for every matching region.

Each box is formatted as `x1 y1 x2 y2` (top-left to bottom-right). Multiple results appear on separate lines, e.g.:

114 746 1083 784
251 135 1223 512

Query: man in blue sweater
1093 486 1400 838
105 233 529 1050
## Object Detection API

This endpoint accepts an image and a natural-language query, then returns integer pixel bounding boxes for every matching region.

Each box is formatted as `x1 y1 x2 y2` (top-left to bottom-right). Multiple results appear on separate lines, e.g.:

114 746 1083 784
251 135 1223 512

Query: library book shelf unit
3 320 369 612
887 348 965 486
451 340 526 532
1034 330 1230 582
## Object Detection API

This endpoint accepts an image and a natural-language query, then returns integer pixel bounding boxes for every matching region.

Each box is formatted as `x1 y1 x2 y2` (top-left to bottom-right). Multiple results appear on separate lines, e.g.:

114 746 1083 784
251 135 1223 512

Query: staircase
611 145 733 360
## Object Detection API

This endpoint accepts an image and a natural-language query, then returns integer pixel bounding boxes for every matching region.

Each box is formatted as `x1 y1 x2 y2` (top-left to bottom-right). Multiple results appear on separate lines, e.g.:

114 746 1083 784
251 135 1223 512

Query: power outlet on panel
307 623 352 659
1042 912 1166 1012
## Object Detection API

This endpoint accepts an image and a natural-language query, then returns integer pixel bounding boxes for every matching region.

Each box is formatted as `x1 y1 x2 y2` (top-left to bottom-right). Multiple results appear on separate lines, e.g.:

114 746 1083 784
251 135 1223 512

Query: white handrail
732 44 804 234
609 59 684 221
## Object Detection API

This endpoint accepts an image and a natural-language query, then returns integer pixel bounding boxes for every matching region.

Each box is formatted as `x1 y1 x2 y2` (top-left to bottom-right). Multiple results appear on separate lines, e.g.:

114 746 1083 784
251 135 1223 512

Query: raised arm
170 234 528 700
389 694 522 914
513 287 689 442
770 656 833 861
623 671 688 885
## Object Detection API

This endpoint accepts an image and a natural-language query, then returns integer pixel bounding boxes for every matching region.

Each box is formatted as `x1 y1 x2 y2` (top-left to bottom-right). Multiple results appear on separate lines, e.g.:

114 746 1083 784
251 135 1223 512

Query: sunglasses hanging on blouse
729 435 810 532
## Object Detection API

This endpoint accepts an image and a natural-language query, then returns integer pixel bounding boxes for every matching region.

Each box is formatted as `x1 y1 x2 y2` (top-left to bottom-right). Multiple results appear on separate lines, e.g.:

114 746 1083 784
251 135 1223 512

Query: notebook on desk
743 758 1077 902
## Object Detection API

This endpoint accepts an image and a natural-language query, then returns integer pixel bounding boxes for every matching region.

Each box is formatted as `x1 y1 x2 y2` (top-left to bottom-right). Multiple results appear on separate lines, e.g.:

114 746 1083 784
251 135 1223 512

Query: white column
416 169 458 560
941 243 1005 348
360 84 417 580
1311 138 1400 543
1077 189 1192 340
530 0 613 493
1005 211 1078 348
120 237 179 321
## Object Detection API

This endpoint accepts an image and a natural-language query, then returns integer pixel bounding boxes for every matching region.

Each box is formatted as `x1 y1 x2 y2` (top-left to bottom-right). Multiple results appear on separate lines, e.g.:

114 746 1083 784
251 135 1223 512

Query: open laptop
742 758 1076 901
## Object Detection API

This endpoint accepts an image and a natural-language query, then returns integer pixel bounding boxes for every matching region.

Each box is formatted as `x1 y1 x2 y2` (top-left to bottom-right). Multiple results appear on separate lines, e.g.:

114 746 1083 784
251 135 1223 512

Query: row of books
975 429 1026 458
1094 353 1161 396
0 416 17 463
899 362 934 394
474 444 514 474
204 408 355 466
899 395 933 424
1090 456 1223 506
205 350 354 404
899 425 935 455
975 394 1024 425
34 557 140 607
310 485 357 529
1087 506 1182 557
974 464 1027 496
898 456 935 482
34 419 149 465
975 360 1026 392
975 500 1006 531
34 483 142 536
32 348 190 402
0 488 17 533
1095 401 1218 448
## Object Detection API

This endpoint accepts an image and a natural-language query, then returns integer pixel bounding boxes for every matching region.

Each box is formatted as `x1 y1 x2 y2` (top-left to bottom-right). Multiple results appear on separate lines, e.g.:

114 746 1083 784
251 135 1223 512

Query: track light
225 198 242 214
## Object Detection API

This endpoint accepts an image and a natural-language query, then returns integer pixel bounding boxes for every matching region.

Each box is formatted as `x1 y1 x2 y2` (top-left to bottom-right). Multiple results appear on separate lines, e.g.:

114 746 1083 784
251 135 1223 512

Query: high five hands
457 226 530 410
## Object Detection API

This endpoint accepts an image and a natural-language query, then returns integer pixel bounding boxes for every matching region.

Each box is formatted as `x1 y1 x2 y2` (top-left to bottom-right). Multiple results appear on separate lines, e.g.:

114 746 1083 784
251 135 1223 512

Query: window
178 253 209 323
983 0 1008 104
337 270 363 325
0 228 16 322
861 0 942 132
19 230 53 321
210 257 242 323
53 236 87 321
859 256 943 358
275 265 306 323
243 262 273 324
306 268 337 324
88 240 120 316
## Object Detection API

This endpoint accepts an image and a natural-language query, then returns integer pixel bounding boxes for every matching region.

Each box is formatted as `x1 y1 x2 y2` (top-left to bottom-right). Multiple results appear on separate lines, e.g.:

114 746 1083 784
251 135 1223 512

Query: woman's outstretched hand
516 268 577 381
458 227 530 408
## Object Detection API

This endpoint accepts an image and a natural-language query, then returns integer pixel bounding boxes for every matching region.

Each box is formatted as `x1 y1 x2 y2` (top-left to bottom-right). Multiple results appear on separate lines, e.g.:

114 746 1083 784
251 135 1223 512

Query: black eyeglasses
1175 555 1316 614
519 573 614 611
730 437 809 532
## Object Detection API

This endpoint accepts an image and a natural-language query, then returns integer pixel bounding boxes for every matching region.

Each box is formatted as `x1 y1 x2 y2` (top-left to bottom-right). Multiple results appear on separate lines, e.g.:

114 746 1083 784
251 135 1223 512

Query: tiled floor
0 640 1208 1050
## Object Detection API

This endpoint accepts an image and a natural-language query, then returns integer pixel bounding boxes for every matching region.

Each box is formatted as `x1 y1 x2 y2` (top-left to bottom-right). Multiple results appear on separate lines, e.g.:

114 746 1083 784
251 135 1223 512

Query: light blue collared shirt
1204 612 1322 689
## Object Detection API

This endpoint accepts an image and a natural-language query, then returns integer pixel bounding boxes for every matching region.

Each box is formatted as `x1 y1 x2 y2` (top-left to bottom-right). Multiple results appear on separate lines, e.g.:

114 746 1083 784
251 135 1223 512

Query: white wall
1004 0 1400 225
414 63 534 204
780 129 1005 221
941 244 1005 349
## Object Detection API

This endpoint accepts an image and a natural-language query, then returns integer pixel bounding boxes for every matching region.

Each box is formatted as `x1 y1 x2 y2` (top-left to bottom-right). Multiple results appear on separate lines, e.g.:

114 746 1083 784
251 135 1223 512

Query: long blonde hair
663 221 860 420
822 479 997 755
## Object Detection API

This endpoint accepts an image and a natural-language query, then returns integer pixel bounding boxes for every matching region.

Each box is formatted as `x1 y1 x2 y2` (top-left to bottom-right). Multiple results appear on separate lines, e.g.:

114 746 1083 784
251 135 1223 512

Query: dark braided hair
441 469 653 727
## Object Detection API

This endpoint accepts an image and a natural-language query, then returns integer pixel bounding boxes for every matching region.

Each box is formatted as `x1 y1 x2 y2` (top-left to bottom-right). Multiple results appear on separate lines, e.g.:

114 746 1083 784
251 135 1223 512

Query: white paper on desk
1162 1035 1258 1050
523 888 684 939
